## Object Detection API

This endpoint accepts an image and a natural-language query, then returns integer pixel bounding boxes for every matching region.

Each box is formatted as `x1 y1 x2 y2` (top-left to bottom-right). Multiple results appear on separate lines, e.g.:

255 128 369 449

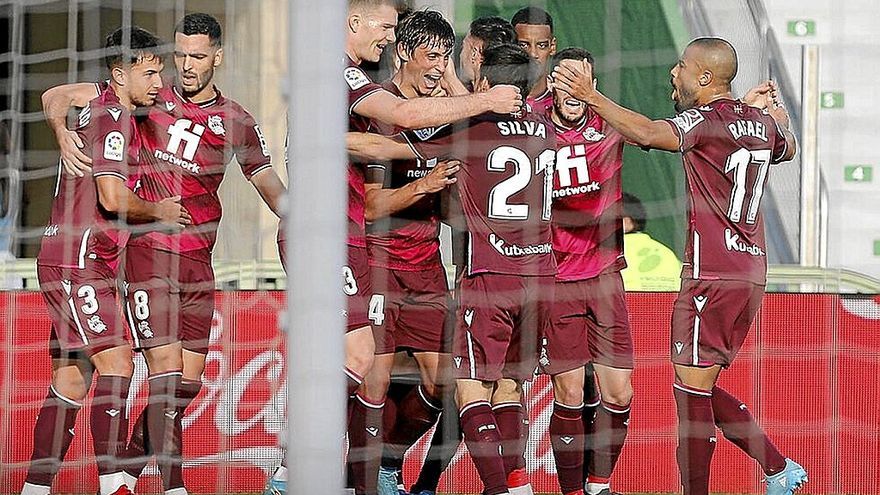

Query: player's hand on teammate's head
441 57 461 87
485 84 523 115
157 195 192 231
59 129 93 177
551 58 596 104
418 159 460 194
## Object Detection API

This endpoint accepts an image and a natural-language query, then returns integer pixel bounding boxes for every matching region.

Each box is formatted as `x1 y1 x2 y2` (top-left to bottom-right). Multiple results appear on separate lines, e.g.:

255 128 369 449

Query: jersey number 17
725 147 771 225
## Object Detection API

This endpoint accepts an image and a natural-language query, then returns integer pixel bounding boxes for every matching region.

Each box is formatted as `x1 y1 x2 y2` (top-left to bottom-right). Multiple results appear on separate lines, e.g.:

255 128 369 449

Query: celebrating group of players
22 1 811 495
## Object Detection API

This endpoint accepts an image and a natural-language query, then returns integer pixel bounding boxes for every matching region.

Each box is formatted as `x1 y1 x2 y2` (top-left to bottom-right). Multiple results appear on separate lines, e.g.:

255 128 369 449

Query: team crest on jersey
344 67 370 90
671 108 705 134
207 115 226 136
138 320 154 338
87 315 107 334
582 126 605 142
103 131 125 162
539 339 550 367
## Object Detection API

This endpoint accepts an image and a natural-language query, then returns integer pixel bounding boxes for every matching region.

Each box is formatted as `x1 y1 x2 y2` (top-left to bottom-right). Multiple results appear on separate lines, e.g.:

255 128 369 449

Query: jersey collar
172 84 222 108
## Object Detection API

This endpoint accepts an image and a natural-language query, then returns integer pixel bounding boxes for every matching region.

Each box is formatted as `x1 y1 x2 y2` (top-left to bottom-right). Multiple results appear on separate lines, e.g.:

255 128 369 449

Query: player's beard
673 84 697 113
180 68 213 97
553 106 585 127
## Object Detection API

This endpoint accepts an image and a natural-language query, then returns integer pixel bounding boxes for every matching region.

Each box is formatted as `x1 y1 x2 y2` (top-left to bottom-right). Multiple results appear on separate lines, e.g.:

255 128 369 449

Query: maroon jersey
527 88 553 115
405 109 557 277
346 57 384 247
550 111 627 281
665 98 789 284
128 84 272 261
38 86 140 271
366 81 442 271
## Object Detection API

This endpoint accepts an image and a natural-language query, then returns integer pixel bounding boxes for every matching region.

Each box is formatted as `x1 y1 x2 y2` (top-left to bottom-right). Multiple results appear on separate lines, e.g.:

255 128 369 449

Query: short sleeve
88 106 132 181
664 108 708 153
346 65 383 115
232 110 273 178
769 119 789 164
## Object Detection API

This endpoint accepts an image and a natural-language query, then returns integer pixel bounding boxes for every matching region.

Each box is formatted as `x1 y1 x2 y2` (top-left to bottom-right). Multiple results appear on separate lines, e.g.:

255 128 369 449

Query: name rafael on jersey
727 119 769 142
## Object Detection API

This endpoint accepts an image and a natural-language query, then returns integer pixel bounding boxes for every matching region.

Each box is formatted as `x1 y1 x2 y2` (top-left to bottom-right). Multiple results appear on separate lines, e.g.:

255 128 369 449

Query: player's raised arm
41 82 101 176
766 83 798 162
552 59 680 152
353 83 522 130
364 160 459 221
96 177 191 229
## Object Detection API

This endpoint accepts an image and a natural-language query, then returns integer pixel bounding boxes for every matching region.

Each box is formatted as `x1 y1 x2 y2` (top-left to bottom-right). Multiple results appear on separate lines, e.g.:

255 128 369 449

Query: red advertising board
0 291 878 494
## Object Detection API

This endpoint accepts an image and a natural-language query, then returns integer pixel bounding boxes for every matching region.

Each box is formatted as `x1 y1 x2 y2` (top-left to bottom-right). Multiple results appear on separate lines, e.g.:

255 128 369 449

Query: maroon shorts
123 245 215 354
38 263 128 359
452 273 554 382
671 279 764 368
370 265 450 354
344 245 373 332
541 271 633 375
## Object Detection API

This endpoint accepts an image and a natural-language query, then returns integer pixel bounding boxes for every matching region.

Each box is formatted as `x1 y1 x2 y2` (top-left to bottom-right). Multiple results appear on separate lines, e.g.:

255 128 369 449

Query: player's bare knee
51 365 91 401
345 348 374 378
143 343 183 374
361 372 391 402
674 363 721 390
182 349 207 381
90 345 134 378
456 378 493 408
600 384 633 407
552 380 584 407
491 377 522 404
345 326 375 377
551 369 586 406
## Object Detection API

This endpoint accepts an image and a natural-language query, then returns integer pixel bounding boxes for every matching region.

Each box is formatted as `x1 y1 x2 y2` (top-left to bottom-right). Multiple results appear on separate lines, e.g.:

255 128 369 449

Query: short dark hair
396 10 455 59
622 192 646 232
479 43 540 98
104 26 163 70
175 12 222 47
551 47 595 70
511 6 553 32
469 16 516 51
688 37 738 84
